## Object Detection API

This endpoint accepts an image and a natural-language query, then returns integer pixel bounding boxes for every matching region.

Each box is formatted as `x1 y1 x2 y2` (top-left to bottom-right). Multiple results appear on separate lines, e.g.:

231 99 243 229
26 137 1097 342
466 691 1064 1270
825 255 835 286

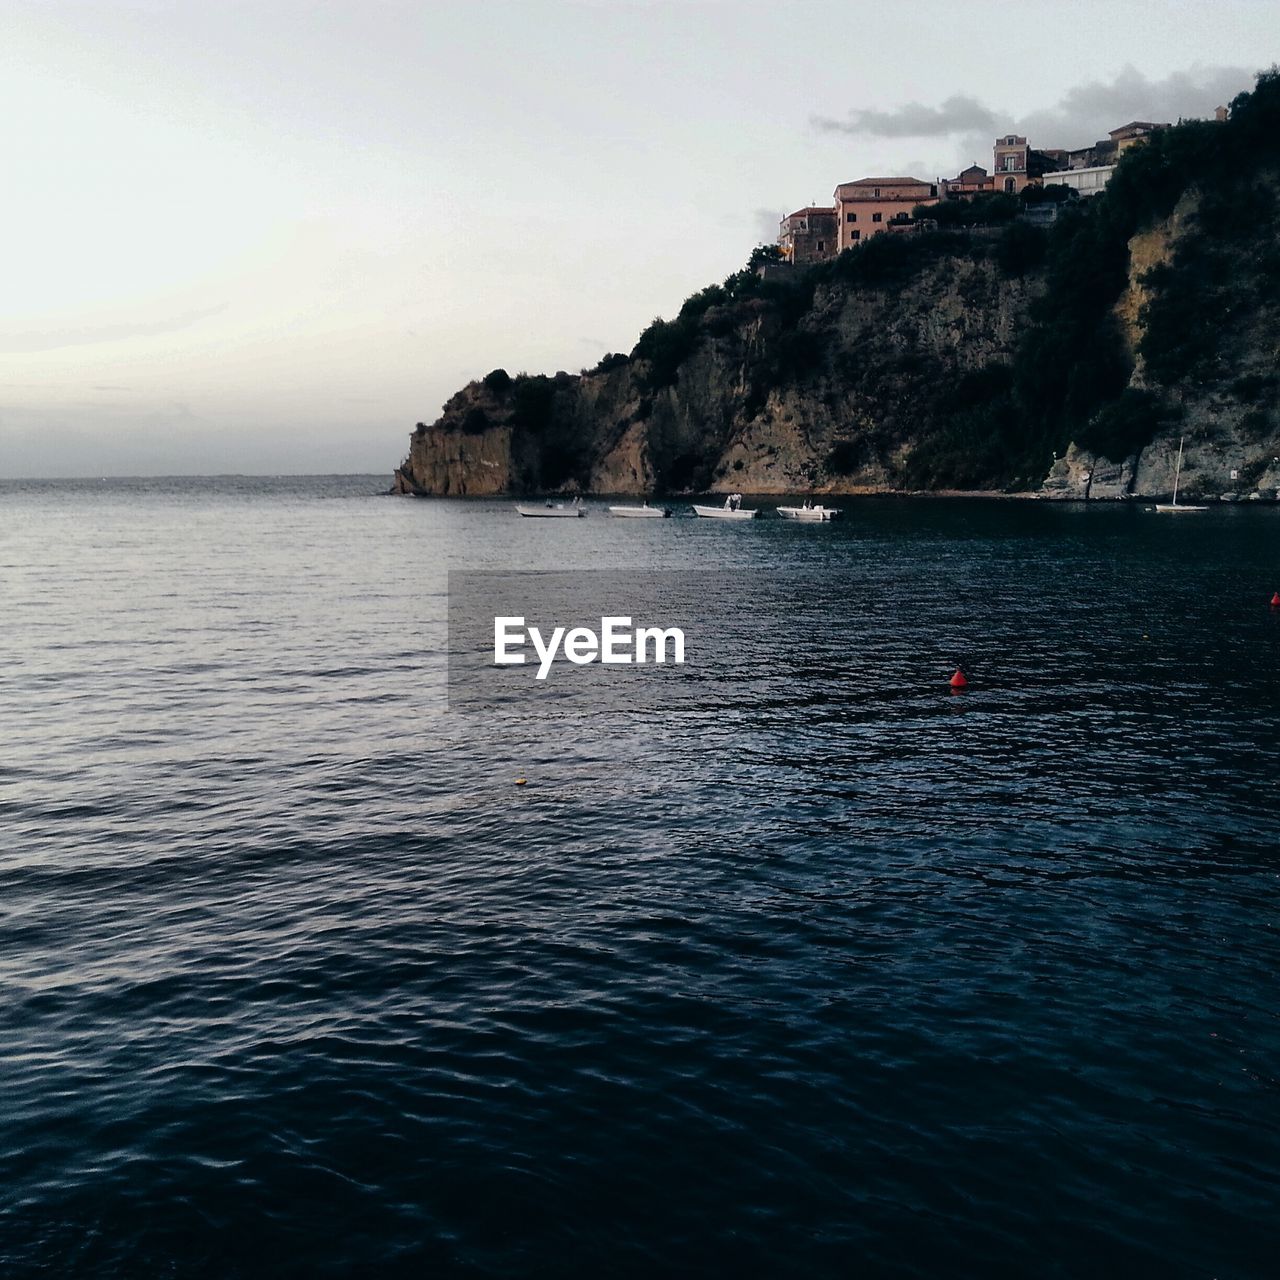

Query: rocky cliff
395 71 1280 501
395 236 1043 497
1043 177 1280 501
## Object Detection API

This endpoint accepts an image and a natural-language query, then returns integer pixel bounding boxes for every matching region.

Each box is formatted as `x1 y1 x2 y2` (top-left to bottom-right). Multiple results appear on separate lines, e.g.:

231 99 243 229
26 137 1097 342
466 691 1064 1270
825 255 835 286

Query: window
816 240 825 252
1004 177 1016 193
873 187 881 197
846 212 857 223
1004 155 1017 170
872 212 882 223
1006 135 1016 144
850 230 860 241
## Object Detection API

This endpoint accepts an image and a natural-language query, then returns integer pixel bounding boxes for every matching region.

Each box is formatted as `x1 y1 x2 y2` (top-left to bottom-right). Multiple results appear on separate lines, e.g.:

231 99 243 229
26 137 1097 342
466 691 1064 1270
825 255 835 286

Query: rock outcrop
395 74 1280 501
398 240 1047 496
1085 182 1280 502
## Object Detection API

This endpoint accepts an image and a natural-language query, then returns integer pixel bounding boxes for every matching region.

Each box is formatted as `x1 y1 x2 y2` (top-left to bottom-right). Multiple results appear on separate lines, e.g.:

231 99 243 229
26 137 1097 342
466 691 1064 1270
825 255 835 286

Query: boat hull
515 504 585 518
608 506 670 518
691 504 757 520
1154 504 1208 513
777 506 841 522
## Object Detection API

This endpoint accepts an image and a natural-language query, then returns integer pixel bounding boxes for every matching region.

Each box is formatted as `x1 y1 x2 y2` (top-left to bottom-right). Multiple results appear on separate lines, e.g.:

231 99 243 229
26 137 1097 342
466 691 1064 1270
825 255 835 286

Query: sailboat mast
1172 436 1185 506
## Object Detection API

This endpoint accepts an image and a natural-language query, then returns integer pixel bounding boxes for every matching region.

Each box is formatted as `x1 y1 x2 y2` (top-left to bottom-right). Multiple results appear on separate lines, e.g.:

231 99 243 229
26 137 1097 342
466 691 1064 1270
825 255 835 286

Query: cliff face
397 239 1046 497
392 420 515 496
396 75 1280 501
396 201 1279 500
1043 180 1280 501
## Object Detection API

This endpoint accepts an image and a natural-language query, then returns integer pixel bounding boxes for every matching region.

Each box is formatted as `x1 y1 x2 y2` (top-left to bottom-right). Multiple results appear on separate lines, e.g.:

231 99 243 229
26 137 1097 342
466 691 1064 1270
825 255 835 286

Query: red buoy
1271 591 1280 607
949 668 968 689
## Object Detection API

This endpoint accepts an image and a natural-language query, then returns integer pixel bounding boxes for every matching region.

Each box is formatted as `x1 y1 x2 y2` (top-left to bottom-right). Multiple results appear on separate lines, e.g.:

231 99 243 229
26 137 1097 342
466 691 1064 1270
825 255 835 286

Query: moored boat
777 501 841 522
515 498 586 518
1153 437 1207 513
692 494 757 520
608 501 671 518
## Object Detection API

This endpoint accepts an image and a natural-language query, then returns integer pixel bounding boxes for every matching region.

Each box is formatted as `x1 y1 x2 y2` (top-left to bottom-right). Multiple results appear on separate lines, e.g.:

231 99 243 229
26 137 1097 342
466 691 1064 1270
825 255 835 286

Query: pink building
992 133 1069 192
992 134 1031 192
832 177 938 250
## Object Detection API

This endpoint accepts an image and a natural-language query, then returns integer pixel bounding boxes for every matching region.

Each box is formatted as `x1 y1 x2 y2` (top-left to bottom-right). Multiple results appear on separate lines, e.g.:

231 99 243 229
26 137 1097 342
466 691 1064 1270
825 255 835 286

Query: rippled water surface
2 477 1278 1278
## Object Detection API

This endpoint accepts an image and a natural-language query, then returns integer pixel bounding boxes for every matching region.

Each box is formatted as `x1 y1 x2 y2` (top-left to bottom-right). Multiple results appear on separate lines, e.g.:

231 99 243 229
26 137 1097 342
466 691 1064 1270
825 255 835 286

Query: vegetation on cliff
826 66 1279 487
1006 72 1280 477
402 70 1280 496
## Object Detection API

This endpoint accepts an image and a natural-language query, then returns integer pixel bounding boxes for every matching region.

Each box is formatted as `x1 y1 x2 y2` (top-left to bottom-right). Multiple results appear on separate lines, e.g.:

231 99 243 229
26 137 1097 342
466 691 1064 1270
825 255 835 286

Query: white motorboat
515 498 586 518
1154 437 1207 513
692 494 757 520
777 501 842 522
608 501 671 518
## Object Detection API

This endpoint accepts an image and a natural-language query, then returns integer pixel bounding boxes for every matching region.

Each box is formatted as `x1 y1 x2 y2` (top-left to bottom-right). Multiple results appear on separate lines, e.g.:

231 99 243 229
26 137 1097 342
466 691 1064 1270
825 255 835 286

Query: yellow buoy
515 777 527 786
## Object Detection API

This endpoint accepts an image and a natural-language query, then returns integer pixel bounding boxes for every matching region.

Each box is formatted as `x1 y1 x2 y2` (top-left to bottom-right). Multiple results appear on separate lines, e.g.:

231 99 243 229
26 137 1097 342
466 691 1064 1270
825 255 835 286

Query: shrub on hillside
592 352 630 375
1238 408 1271 441
923 192 1018 228
632 315 699 389
1075 388 1177 459
996 221 1047 277
510 374 557 433
461 406 490 434
1231 372 1276 402
1138 248 1237 386
1020 183 1075 206
748 244 784 270
827 440 862 474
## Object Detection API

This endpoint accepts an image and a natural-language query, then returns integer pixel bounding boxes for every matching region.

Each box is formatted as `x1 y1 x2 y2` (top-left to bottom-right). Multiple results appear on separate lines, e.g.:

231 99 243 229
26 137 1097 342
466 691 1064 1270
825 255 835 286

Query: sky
1 0 1274 477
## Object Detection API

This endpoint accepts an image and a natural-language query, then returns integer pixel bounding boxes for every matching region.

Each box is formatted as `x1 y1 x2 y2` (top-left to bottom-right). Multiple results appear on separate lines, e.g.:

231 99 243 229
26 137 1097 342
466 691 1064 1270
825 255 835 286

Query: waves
1 481 1278 1275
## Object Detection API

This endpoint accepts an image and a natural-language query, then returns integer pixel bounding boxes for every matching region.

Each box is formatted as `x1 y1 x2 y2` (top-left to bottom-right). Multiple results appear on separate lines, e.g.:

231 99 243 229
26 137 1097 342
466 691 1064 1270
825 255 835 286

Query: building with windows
938 164 994 199
992 134 1030 191
1060 120 1171 171
778 207 838 264
832 177 938 250
1110 120 1171 154
1046 165 1113 197
987 120 1171 197
1065 139 1115 169
776 114 1181 260
990 134 1069 193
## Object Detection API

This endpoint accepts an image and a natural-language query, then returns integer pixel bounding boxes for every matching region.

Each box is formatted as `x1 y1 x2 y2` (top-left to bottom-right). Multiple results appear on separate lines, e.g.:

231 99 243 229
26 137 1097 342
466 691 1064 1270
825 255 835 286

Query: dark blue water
2 477 1278 1278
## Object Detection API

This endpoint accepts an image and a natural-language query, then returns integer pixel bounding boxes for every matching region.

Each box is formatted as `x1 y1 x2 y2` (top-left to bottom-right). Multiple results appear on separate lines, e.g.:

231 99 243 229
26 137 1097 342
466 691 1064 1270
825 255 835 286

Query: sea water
1 477 1278 1277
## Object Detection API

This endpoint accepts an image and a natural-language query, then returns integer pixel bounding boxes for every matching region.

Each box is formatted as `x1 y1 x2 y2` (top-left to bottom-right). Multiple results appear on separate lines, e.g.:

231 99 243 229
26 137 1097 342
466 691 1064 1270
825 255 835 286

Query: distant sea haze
2 477 1278 1277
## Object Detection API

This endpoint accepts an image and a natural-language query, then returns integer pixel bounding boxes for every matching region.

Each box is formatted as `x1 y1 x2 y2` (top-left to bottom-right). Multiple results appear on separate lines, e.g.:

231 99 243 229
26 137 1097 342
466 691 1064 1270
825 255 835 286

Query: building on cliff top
991 133 1071 194
1060 122 1171 172
832 177 938 251
780 115 1180 256
942 120 1173 202
778 207 837 265
1110 120 1172 151
1045 165 1113 198
938 163 994 199
941 136 1065 199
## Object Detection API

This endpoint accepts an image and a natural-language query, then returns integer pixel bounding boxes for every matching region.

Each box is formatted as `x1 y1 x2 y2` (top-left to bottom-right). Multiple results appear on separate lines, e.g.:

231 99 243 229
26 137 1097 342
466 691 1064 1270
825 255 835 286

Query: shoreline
396 484 1052 501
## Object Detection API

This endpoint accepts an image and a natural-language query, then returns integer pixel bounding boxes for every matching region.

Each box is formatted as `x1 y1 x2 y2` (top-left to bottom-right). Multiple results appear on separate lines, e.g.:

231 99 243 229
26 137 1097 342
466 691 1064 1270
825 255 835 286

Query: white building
1048 166 1113 198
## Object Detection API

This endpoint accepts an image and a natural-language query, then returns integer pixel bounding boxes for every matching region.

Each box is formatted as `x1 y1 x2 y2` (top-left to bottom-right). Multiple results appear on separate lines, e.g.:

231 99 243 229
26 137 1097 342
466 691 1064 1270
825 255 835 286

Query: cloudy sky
1 0 1273 476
